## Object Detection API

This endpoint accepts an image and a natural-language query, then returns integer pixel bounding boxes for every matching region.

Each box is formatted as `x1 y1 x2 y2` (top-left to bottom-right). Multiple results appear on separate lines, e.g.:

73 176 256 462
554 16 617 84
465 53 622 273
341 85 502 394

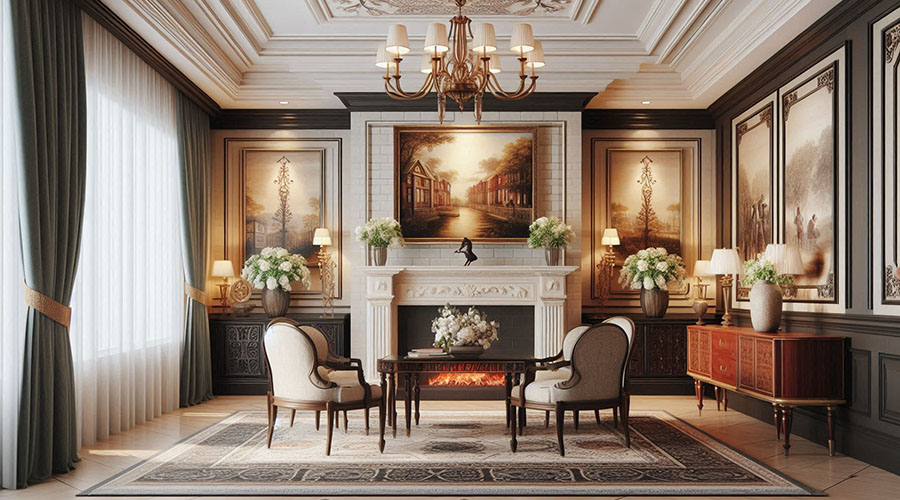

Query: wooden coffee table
377 354 537 438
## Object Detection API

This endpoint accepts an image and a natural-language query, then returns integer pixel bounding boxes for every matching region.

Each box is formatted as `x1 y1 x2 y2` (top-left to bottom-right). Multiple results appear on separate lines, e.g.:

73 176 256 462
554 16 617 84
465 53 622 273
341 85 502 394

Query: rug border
77 409 825 497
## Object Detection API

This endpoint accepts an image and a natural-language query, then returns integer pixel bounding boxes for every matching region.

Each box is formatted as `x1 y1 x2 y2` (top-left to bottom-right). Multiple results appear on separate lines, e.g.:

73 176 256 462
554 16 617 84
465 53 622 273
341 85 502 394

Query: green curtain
11 0 86 488
177 91 213 407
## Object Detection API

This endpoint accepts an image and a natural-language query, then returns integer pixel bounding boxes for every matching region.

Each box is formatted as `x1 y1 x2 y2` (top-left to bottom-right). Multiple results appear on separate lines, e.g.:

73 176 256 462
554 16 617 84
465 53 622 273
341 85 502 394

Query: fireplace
398 305 533 400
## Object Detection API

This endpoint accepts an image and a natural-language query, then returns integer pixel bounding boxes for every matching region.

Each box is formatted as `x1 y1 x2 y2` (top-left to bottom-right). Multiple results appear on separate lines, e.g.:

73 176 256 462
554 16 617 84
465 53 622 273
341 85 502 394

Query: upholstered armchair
530 317 635 430
510 322 631 456
263 318 384 455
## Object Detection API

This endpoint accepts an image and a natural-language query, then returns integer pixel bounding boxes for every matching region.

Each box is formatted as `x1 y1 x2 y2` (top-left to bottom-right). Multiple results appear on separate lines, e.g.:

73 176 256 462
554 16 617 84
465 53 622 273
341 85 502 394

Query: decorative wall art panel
776 46 846 311
588 139 702 307
224 139 342 299
394 126 536 243
873 7 900 313
732 94 777 301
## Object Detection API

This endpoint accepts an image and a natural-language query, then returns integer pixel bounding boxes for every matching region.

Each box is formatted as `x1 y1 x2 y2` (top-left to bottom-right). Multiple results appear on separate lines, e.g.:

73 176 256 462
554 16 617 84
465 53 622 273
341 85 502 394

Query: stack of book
407 347 448 358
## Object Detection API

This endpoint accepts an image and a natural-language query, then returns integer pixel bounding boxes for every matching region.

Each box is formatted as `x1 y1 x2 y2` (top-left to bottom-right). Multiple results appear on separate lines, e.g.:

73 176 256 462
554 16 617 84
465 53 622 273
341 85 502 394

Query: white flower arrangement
355 217 405 249
527 216 575 249
432 304 500 350
618 247 686 290
241 247 311 292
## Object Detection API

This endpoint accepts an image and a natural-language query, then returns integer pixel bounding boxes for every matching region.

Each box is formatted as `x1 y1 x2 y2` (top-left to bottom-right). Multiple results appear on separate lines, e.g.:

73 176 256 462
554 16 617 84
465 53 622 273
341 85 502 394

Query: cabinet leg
782 406 793 456
714 386 721 411
773 404 782 441
723 388 728 411
694 380 704 413
827 406 836 457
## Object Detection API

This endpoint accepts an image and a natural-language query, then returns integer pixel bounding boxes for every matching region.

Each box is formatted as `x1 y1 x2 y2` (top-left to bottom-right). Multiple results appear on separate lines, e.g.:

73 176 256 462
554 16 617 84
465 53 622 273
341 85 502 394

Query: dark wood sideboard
209 313 350 395
583 313 705 395
686 325 847 456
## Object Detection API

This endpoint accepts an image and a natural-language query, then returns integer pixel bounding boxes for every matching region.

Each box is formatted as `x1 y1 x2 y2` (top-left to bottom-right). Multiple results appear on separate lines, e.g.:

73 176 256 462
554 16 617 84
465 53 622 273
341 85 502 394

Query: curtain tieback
23 282 72 327
184 283 207 303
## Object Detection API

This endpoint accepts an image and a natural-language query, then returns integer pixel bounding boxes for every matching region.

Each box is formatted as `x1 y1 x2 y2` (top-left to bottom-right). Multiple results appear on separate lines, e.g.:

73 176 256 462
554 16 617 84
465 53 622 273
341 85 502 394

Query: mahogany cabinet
687 325 847 456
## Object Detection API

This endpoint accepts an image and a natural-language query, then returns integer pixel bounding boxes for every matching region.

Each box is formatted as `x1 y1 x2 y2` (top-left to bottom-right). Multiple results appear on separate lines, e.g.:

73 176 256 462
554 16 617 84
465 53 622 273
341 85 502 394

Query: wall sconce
314 228 335 318
595 228 619 314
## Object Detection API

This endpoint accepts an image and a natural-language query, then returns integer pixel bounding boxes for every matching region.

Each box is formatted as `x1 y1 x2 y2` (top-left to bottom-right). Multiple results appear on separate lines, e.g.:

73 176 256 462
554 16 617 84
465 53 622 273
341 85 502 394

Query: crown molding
211 109 351 129
335 92 596 112
582 109 714 129
75 0 220 115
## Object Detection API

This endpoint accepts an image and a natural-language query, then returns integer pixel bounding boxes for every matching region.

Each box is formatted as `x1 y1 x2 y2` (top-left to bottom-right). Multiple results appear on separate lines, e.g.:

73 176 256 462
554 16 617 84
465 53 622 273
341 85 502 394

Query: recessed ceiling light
279 101 289 105
641 100 652 105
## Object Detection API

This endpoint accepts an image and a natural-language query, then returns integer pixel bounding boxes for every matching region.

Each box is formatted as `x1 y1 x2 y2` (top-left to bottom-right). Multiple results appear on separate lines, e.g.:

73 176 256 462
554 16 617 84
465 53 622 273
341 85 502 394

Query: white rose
279 261 292 272
656 261 668 272
637 260 649 272
657 247 667 255
655 275 667 288
277 248 288 258
279 275 290 287
643 277 655 290
261 247 273 257
266 277 278 290
258 260 270 272
637 249 648 258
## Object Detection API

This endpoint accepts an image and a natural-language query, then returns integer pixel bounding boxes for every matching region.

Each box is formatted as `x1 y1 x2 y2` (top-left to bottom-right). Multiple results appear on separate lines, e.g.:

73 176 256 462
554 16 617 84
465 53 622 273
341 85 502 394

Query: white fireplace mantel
358 265 579 378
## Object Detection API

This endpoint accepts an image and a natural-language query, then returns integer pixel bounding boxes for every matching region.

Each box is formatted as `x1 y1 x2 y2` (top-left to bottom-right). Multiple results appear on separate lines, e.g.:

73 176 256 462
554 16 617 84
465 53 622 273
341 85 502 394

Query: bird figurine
455 237 477 266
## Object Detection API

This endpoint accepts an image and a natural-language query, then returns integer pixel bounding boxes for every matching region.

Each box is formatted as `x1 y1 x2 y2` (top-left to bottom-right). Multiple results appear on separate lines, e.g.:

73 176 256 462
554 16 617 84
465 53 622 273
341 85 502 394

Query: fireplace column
535 272 569 358
363 267 402 380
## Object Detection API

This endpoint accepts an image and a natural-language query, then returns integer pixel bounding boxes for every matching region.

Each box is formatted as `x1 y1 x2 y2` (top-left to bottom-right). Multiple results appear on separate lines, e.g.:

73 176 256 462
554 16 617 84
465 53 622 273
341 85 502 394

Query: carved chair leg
594 409 601 426
517 406 525 436
365 406 371 436
289 409 296 427
316 410 321 431
266 394 275 449
509 402 518 452
555 403 566 457
344 409 349 434
325 402 335 456
544 410 550 429
573 410 580 431
622 395 631 448
613 406 619 428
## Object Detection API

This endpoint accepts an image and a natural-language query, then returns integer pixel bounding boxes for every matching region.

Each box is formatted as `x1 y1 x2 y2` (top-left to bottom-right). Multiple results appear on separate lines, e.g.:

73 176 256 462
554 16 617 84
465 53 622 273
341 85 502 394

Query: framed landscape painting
394 126 536 243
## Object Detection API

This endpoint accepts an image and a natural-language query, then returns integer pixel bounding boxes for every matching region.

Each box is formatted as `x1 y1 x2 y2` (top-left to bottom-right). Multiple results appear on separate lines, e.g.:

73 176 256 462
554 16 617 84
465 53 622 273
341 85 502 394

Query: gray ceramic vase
640 288 669 318
749 281 783 333
372 247 388 266
261 287 290 317
545 248 561 266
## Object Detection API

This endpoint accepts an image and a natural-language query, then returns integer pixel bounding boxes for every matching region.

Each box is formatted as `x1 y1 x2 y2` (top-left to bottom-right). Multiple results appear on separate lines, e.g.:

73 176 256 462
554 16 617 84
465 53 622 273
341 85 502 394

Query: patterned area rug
81 410 819 496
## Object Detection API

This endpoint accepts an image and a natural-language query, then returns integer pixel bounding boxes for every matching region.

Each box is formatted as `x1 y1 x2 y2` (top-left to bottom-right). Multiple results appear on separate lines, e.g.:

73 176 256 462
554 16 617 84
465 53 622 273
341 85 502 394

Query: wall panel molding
582 109 715 129
879 353 900 426
211 109 350 129
849 348 872 416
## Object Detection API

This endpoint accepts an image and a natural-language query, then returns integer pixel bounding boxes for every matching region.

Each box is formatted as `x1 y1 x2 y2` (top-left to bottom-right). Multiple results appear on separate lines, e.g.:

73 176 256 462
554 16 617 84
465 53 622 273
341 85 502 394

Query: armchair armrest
517 360 571 400
533 350 563 365
322 358 370 391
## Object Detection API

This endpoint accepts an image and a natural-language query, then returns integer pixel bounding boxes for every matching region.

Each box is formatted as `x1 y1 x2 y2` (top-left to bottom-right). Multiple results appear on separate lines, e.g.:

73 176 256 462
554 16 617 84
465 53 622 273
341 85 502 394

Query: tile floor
1 395 897 500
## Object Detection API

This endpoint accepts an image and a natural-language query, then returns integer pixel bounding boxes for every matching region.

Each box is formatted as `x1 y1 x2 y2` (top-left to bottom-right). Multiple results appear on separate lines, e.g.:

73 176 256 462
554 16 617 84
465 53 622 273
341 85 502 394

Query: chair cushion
336 383 382 403
533 367 571 382
326 369 363 385
510 379 557 404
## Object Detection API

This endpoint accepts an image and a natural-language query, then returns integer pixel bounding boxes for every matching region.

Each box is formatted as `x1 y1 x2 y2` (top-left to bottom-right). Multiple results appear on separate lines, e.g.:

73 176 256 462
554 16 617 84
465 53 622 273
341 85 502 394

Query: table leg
782 406 793 456
380 371 387 433
694 379 704 413
827 406 836 456
404 373 412 437
414 373 421 426
389 372 396 438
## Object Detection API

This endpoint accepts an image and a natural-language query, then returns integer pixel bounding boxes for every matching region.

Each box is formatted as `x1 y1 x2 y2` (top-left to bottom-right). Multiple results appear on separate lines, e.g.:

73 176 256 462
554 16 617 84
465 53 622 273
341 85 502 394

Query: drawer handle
718 339 727 347
719 364 728 373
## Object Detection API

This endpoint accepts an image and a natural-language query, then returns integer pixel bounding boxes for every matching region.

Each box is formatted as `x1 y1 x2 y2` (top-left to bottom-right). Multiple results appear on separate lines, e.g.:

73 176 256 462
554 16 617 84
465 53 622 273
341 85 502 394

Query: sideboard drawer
712 331 736 358
712 355 737 386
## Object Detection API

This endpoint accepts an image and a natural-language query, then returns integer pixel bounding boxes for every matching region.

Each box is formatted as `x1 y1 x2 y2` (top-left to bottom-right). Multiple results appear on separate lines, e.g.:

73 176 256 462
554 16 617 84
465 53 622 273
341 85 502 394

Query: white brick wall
347 111 582 361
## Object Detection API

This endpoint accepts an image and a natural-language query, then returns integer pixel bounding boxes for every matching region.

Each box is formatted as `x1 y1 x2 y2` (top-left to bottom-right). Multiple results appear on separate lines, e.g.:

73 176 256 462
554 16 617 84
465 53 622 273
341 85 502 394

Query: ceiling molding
75 0 220 115
335 92 596 112
211 109 350 129
582 109 714 129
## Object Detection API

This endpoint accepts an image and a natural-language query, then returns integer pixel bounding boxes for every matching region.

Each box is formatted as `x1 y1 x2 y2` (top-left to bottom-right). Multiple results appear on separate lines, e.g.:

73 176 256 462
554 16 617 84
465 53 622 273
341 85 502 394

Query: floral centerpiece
618 247 686 318
241 247 311 317
432 304 499 354
742 255 794 333
356 216 404 266
528 216 575 265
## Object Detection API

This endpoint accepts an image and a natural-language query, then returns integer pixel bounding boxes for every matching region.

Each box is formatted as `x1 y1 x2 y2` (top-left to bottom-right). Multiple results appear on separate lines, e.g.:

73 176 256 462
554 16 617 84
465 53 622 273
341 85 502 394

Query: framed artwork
224 139 342 299
777 46 846 308
873 7 900 313
394 126 536 243
732 94 776 301
588 138 701 305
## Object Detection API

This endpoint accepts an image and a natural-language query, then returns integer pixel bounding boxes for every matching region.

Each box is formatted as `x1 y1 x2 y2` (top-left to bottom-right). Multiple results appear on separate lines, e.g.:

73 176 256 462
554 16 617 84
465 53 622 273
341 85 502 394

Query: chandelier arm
386 72 435 100
487 75 538 100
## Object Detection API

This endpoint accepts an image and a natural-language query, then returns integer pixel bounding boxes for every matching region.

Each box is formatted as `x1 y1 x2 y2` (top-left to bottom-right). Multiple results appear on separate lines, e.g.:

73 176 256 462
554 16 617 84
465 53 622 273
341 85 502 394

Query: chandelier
375 0 544 124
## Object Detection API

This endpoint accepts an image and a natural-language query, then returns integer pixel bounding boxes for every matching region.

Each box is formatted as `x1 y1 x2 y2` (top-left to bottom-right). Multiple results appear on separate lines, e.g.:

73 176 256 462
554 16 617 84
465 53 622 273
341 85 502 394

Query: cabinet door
647 324 687 376
688 329 711 377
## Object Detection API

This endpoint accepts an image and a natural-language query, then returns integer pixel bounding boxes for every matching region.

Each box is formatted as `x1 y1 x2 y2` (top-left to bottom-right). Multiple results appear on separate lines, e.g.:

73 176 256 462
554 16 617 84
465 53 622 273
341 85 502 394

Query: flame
427 372 505 386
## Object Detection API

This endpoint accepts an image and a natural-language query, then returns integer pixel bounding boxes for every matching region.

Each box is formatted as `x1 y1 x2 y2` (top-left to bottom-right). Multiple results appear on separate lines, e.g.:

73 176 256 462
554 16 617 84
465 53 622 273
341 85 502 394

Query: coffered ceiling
100 0 839 109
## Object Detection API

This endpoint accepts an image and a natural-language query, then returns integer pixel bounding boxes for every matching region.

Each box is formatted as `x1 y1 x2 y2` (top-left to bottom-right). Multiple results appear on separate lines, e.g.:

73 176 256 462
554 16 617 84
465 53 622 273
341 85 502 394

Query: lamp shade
375 42 397 70
509 23 535 55
424 23 449 54
211 260 235 278
693 260 711 277
525 40 545 69
313 228 332 246
488 53 502 73
472 23 497 55
708 248 743 275
600 228 620 246
764 243 804 275
420 54 434 74
385 24 410 55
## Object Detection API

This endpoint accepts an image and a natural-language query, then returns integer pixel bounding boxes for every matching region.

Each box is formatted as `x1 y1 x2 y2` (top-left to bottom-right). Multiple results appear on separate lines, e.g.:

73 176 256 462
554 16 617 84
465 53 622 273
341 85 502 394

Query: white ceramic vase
749 281 782 333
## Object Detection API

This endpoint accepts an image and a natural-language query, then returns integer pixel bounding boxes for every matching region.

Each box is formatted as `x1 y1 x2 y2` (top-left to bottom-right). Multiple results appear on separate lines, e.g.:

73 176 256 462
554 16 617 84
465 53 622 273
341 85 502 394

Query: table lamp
764 243 804 298
709 249 743 327
692 260 712 325
211 260 235 309
596 228 620 312
314 228 335 317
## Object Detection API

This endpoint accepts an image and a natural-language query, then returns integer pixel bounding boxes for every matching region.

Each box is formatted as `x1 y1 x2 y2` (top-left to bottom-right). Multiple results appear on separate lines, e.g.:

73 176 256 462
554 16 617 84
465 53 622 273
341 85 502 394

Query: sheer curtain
70 15 183 447
0 0 25 488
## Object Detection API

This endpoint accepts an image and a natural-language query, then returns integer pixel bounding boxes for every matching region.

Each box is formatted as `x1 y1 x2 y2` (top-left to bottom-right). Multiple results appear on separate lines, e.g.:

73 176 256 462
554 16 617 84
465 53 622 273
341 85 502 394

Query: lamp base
217 282 230 309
